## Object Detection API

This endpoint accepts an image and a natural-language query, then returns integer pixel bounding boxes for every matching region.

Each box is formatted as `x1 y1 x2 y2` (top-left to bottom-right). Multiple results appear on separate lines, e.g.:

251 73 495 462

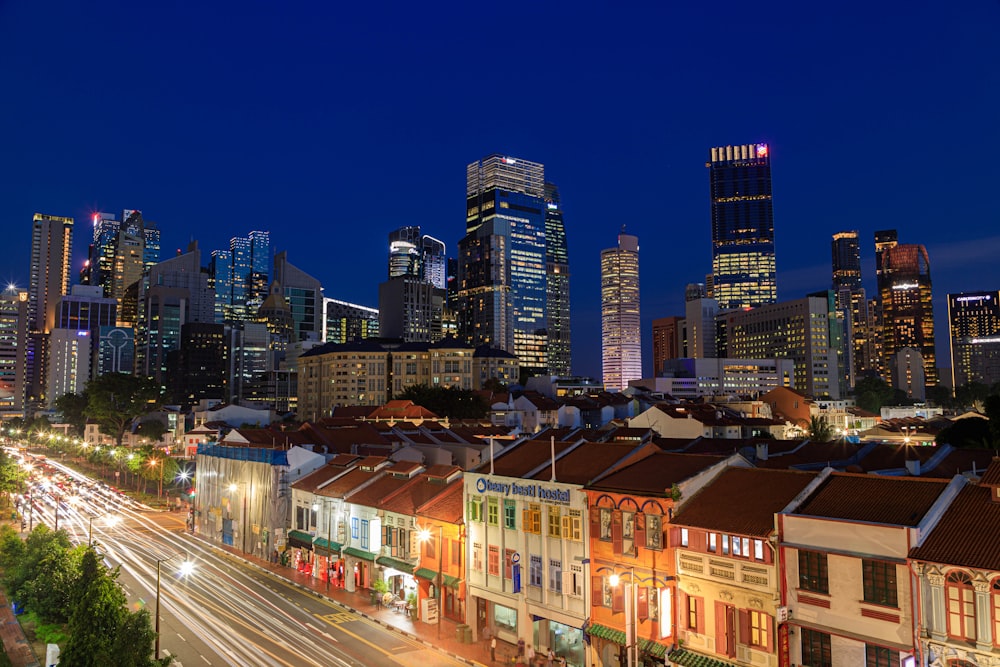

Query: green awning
586 623 625 646
314 537 342 555
415 567 439 581
586 625 669 659
442 574 462 588
343 547 375 561
667 648 740 667
376 556 415 574
288 530 314 548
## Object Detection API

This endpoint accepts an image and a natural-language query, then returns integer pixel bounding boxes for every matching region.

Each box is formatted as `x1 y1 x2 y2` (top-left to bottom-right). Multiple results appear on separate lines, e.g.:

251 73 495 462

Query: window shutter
739 609 750 649
613 584 624 613
638 587 649 620
715 602 728 655
562 514 572 539
696 597 705 635
589 507 601 537
612 510 623 555
635 513 646 549
562 571 573 595
523 509 532 531
767 614 775 653
592 576 603 605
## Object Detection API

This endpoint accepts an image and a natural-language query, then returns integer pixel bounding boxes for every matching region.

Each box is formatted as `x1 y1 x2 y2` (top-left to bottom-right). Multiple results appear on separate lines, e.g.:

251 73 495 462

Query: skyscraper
708 143 776 310
387 226 447 290
225 231 270 322
29 213 74 334
83 210 161 317
544 183 571 376
874 229 898 296
879 243 938 390
948 291 1000 389
458 154 548 376
381 227 447 342
831 230 872 388
0 287 29 416
601 229 641 392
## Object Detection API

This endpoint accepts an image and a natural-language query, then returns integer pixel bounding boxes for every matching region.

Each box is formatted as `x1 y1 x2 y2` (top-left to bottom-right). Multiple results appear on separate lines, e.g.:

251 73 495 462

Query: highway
19 453 469 667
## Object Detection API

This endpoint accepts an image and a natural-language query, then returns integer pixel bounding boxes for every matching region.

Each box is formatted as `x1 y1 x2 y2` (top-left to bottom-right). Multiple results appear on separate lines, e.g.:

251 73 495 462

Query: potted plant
406 591 418 618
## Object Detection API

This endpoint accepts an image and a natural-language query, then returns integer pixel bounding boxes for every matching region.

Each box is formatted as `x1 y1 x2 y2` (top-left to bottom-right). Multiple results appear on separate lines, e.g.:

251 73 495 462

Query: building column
926 573 947 642
973 579 993 651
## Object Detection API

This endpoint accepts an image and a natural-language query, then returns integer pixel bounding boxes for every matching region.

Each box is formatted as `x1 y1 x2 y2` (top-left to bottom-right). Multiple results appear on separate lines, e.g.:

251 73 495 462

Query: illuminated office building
458 154 548 376
0 287 29 416
387 226 447 290
544 182 571 376
709 143 776 310
879 243 938 389
382 227 447 342
652 316 682 375
948 291 1000 388
831 230 872 387
323 298 379 344
601 230 641 391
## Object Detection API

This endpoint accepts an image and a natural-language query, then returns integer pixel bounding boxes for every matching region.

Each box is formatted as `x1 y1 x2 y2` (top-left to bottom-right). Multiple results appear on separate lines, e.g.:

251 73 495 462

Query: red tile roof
528 442 656 485
290 461 347 493
921 450 998 480
909 483 1000 570
490 439 580 477
587 452 730 496
980 457 1000 486
416 479 464 524
380 467 461 515
793 473 949 526
671 468 817 537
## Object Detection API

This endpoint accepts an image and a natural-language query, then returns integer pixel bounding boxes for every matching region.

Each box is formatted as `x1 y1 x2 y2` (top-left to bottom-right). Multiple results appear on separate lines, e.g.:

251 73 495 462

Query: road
21 454 468 667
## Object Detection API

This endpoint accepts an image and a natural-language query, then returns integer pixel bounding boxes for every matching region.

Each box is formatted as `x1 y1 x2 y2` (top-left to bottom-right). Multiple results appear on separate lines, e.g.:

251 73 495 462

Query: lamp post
88 513 120 545
154 553 194 660
418 525 444 639
609 568 638 667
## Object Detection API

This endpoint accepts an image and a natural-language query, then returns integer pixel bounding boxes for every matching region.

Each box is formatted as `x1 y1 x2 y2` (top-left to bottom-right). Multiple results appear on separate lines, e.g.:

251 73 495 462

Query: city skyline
2 2 998 381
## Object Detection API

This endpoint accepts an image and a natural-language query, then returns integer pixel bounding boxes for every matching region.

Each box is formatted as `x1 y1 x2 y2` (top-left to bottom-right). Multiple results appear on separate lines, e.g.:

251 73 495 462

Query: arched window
946 572 976 641
992 578 1000 648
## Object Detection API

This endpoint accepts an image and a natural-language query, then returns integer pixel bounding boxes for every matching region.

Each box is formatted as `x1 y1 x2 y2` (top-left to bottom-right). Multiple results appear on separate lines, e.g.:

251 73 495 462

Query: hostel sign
475 477 571 504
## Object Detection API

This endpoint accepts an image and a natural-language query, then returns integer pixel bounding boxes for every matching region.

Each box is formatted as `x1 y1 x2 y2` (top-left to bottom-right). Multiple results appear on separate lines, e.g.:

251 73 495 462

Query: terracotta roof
586 452 729 496
368 401 440 420
855 443 940 472
980 457 1000 486
672 468 818 537
490 439 580 477
754 440 863 470
416 479 464 523
380 467 462 515
346 469 421 507
909 483 1000 570
316 457 390 498
528 442 656 485
921 449 998 480
650 437 700 452
793 473 949 526
290 461 347 493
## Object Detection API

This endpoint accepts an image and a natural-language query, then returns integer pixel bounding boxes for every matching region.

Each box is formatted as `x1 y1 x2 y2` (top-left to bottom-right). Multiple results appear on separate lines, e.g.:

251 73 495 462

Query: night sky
2 1 998 382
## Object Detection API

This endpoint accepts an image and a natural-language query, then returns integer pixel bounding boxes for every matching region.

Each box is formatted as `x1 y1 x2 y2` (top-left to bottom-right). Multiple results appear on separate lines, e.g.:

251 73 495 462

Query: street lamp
609 568 638 667
155 554 195 660
418 525 443 639
88 513 120 545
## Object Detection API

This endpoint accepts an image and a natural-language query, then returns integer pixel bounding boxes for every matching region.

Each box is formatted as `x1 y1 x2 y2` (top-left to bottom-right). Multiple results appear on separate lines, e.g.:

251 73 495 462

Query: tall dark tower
709 143 776 310
880 243 938 394
831 231 871 387
544 182 571 376
874 229 898 296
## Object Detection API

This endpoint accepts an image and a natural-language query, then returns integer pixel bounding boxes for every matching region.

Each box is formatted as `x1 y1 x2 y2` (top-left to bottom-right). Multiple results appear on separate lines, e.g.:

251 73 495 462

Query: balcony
677 552 773 591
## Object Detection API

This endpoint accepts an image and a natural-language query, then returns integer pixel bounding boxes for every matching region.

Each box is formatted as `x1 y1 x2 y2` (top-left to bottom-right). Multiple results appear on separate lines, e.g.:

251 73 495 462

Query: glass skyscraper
544 182 571 376
947 291 1000 389
879 243 938 390
601 229 641 392
831 230 872 388
709 143 776 310
459 154 548 376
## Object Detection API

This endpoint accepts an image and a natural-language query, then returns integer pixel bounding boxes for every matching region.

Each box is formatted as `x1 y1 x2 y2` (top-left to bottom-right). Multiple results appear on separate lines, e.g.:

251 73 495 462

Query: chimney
756 442 769 461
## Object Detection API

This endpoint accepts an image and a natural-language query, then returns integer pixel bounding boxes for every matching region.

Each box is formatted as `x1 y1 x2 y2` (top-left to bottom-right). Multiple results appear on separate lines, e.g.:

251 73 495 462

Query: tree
0 449 26 505
55 391 90 437
925 384 954 410
397 385 488 419
853 376 895 415
935 416 992 448
807 416 835 442
84 374 163 447
5 525 80 624
136 419 169 445
62 548 167 667
955 382 991 411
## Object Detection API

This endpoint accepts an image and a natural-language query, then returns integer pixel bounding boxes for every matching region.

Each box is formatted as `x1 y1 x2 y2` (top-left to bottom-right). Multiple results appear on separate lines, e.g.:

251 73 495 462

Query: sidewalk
204 538 512 667
0 590 39 667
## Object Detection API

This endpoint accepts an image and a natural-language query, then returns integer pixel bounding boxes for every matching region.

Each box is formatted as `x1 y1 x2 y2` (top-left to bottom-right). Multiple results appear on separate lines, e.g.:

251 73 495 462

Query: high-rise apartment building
0 287 29 416
879 243 938 390
323 298 379 344
601 229 641 391
46 329 91 408
544 183 571 376
709 144 776 310
29 213 74 334
458 154 548 376
947 291 1000 389
718 291 843 398
651 316 682 375
831 230 872 388
381 227 447 342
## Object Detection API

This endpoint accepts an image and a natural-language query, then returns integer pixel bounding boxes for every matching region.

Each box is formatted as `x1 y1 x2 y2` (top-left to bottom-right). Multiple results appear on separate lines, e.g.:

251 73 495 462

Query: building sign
474 477 571 503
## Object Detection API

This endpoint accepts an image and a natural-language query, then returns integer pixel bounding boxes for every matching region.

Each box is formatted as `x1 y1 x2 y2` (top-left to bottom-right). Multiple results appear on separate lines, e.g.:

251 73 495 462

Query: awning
587 624 670 660
442 574 462 588
288 530 314 549
376 556 415 574
314 537 342 556
667 648 739 667
343 547 375 561
415 567 439 581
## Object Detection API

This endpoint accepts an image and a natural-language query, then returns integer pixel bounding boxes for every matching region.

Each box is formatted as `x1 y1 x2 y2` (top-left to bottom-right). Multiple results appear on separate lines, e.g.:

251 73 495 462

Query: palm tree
807 416 835 443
